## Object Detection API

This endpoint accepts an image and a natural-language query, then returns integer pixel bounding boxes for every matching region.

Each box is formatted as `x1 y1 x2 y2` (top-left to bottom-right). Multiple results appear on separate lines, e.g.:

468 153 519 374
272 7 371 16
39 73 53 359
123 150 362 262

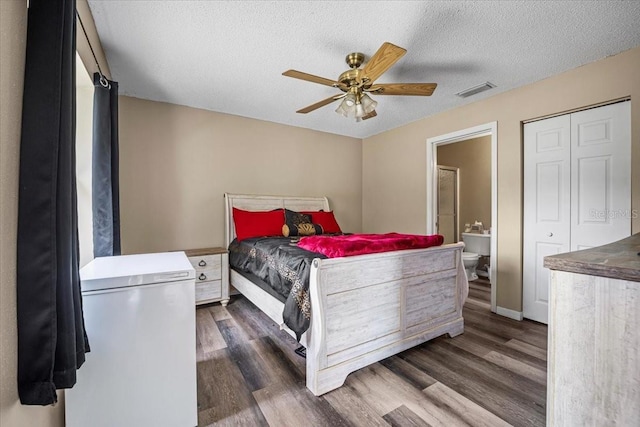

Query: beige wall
437 136 492 242
0 1 63 426
363 46 640 312
118 96 362 254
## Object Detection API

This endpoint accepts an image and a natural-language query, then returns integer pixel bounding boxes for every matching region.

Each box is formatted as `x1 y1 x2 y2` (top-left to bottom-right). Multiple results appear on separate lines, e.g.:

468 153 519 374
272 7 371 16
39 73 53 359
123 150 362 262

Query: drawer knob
199 273 207 281
198 260 207 267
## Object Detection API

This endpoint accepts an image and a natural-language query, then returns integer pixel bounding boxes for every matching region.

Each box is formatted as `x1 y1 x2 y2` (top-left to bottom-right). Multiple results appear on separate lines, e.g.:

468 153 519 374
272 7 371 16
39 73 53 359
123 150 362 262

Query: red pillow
302 211 342 234
233 208 285 241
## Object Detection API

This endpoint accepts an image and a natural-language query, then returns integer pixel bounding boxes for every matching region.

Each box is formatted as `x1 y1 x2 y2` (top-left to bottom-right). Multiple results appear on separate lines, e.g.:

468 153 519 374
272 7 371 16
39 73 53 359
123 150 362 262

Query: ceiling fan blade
296 94 345 114
362 110 377 120
283 69 338 87
368 83 437 96
362 42 407 84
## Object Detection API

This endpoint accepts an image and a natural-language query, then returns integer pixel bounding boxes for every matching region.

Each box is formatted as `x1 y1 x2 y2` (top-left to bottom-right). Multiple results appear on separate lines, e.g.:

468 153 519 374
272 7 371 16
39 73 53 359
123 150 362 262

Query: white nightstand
183 247 229 306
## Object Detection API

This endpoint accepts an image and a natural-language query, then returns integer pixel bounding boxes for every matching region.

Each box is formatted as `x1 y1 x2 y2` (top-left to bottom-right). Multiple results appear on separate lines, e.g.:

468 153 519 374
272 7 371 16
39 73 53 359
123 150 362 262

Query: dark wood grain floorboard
196 281 547 426
251 339 349 426
323 385 392 427
421 382 511 427
223 298 269 341
253 382 350 427
196 308 227 363
462 323 509 346
230 297 308 377
443 331 493 358
463 311 548 352
514 328 547 351
251 336 305 386
399 344 545 426
379 355 438 390
461 329 547 371
197 349 269 426
467 287 490 302
344 363 480 426
259 327 307 378
430 340 546 405
216 319 271 392
383 405 433 427
505 338 547 361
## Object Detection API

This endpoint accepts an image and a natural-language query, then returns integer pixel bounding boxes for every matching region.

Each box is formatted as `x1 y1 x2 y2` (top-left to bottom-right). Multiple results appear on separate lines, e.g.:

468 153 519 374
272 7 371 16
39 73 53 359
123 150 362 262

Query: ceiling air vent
455 82 496 98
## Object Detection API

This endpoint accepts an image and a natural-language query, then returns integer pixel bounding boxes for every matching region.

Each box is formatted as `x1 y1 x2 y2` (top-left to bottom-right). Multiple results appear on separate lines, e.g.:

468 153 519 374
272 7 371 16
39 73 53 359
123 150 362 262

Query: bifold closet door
523 101 631 324
523 115 571 324
570 102 631 251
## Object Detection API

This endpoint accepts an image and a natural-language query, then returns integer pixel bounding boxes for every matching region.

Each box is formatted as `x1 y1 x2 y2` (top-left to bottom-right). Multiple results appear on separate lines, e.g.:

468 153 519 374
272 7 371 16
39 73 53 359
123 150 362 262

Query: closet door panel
523 115 571 324
571 102 631 251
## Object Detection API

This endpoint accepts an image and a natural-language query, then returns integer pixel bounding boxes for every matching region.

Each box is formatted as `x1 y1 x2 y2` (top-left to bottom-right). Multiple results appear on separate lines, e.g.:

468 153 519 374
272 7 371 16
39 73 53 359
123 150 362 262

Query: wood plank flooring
196 279 547 426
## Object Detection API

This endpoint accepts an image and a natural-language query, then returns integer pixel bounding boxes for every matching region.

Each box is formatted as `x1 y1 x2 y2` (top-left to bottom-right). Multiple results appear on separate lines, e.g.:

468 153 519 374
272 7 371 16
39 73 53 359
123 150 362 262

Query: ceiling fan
283 42 437 121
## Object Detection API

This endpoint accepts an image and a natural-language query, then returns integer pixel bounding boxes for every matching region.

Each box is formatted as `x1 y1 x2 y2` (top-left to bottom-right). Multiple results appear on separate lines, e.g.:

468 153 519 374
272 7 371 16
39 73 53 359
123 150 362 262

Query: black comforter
228 237 327 340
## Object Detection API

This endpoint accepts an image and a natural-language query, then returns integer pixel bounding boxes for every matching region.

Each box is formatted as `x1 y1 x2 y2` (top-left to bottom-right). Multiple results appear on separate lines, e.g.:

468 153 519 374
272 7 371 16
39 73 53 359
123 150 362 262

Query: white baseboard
496 306 523 321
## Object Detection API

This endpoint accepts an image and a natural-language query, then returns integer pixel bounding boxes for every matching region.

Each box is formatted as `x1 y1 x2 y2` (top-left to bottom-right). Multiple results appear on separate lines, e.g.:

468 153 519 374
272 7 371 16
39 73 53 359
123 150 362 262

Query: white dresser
184 247 230 306
544 234 640 426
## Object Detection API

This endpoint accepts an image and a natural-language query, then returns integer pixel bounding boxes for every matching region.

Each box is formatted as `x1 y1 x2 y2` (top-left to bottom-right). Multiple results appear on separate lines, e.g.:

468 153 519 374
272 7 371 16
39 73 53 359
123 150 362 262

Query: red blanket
297 233 444 258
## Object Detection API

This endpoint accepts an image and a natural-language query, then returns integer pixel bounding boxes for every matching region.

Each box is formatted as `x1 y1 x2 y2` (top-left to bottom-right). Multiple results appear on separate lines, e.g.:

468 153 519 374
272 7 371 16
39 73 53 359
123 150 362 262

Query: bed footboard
305 242 467 396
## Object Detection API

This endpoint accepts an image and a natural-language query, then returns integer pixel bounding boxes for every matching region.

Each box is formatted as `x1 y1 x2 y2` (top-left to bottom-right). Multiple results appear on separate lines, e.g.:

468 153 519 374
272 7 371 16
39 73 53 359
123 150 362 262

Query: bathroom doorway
437 137 491 243
426 122 497 314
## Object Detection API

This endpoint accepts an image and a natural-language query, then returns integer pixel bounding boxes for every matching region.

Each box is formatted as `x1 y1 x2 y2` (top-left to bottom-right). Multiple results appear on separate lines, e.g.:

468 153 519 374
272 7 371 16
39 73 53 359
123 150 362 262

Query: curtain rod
76 9 110 88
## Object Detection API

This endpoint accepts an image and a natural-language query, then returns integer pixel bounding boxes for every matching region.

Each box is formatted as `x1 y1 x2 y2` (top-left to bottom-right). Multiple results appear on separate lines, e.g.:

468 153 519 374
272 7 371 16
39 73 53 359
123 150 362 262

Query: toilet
461 232 491 281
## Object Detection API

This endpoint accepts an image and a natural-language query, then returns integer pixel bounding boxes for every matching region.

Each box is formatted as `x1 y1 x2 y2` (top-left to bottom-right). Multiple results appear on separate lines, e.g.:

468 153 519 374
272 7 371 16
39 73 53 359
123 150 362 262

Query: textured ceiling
88 1 640 139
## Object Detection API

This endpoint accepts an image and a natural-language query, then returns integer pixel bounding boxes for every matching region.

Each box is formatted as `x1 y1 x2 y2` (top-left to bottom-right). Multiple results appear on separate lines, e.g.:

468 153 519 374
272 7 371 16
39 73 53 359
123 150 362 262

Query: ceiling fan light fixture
360 93 377 114
335 101 350 118
336 93 358 119
343 92 357 107
335 91 377 121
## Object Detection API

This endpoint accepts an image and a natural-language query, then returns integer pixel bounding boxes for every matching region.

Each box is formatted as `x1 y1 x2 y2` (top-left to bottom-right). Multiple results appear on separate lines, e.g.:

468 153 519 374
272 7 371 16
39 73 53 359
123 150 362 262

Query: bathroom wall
437 135 492 242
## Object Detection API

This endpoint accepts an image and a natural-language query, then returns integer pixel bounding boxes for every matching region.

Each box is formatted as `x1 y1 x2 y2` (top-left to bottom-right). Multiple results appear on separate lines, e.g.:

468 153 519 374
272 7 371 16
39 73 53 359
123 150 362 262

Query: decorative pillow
232 208 285 241
302 210 342 234
282 209 323 237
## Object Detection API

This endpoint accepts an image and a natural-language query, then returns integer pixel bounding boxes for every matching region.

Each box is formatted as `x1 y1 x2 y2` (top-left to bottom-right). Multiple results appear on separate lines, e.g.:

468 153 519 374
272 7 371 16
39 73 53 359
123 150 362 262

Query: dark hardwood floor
196 279 547 426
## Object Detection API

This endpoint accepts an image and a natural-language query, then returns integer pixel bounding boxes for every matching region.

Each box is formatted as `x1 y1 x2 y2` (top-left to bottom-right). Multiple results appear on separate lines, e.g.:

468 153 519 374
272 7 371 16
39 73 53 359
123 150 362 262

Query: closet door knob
198 260 206 267
199 273 207 281
548 232 554 237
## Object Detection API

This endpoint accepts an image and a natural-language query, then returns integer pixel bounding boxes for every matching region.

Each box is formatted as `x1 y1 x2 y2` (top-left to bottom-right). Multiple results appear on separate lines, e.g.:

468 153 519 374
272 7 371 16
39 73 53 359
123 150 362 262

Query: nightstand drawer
189 254 222 279
195 280 222 304
195 267 220 282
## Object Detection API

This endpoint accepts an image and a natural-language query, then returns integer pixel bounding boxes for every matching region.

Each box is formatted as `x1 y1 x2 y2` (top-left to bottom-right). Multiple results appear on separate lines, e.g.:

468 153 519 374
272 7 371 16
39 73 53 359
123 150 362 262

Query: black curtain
92 73 121 257
17 0 89 406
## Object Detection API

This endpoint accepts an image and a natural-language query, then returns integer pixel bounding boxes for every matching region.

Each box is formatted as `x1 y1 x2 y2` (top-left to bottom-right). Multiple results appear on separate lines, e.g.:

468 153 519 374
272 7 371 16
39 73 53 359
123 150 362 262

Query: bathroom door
437 166 458 244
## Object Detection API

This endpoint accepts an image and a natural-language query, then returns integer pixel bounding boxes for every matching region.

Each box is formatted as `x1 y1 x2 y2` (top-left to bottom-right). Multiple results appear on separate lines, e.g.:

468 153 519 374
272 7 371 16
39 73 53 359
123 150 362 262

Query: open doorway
426 122 497 313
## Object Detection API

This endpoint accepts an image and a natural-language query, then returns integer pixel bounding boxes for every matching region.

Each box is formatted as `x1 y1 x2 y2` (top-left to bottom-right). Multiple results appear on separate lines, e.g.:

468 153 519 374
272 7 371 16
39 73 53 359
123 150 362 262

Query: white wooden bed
224 193 468 396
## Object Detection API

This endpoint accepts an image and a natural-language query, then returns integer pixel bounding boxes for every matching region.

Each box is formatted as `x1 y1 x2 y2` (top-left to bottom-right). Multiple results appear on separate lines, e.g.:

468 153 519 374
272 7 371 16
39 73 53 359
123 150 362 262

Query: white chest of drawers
184 247 229 306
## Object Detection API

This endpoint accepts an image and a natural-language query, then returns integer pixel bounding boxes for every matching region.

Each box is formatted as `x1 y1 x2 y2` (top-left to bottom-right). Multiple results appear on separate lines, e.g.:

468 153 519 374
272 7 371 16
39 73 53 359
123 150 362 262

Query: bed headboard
224 193 330 247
